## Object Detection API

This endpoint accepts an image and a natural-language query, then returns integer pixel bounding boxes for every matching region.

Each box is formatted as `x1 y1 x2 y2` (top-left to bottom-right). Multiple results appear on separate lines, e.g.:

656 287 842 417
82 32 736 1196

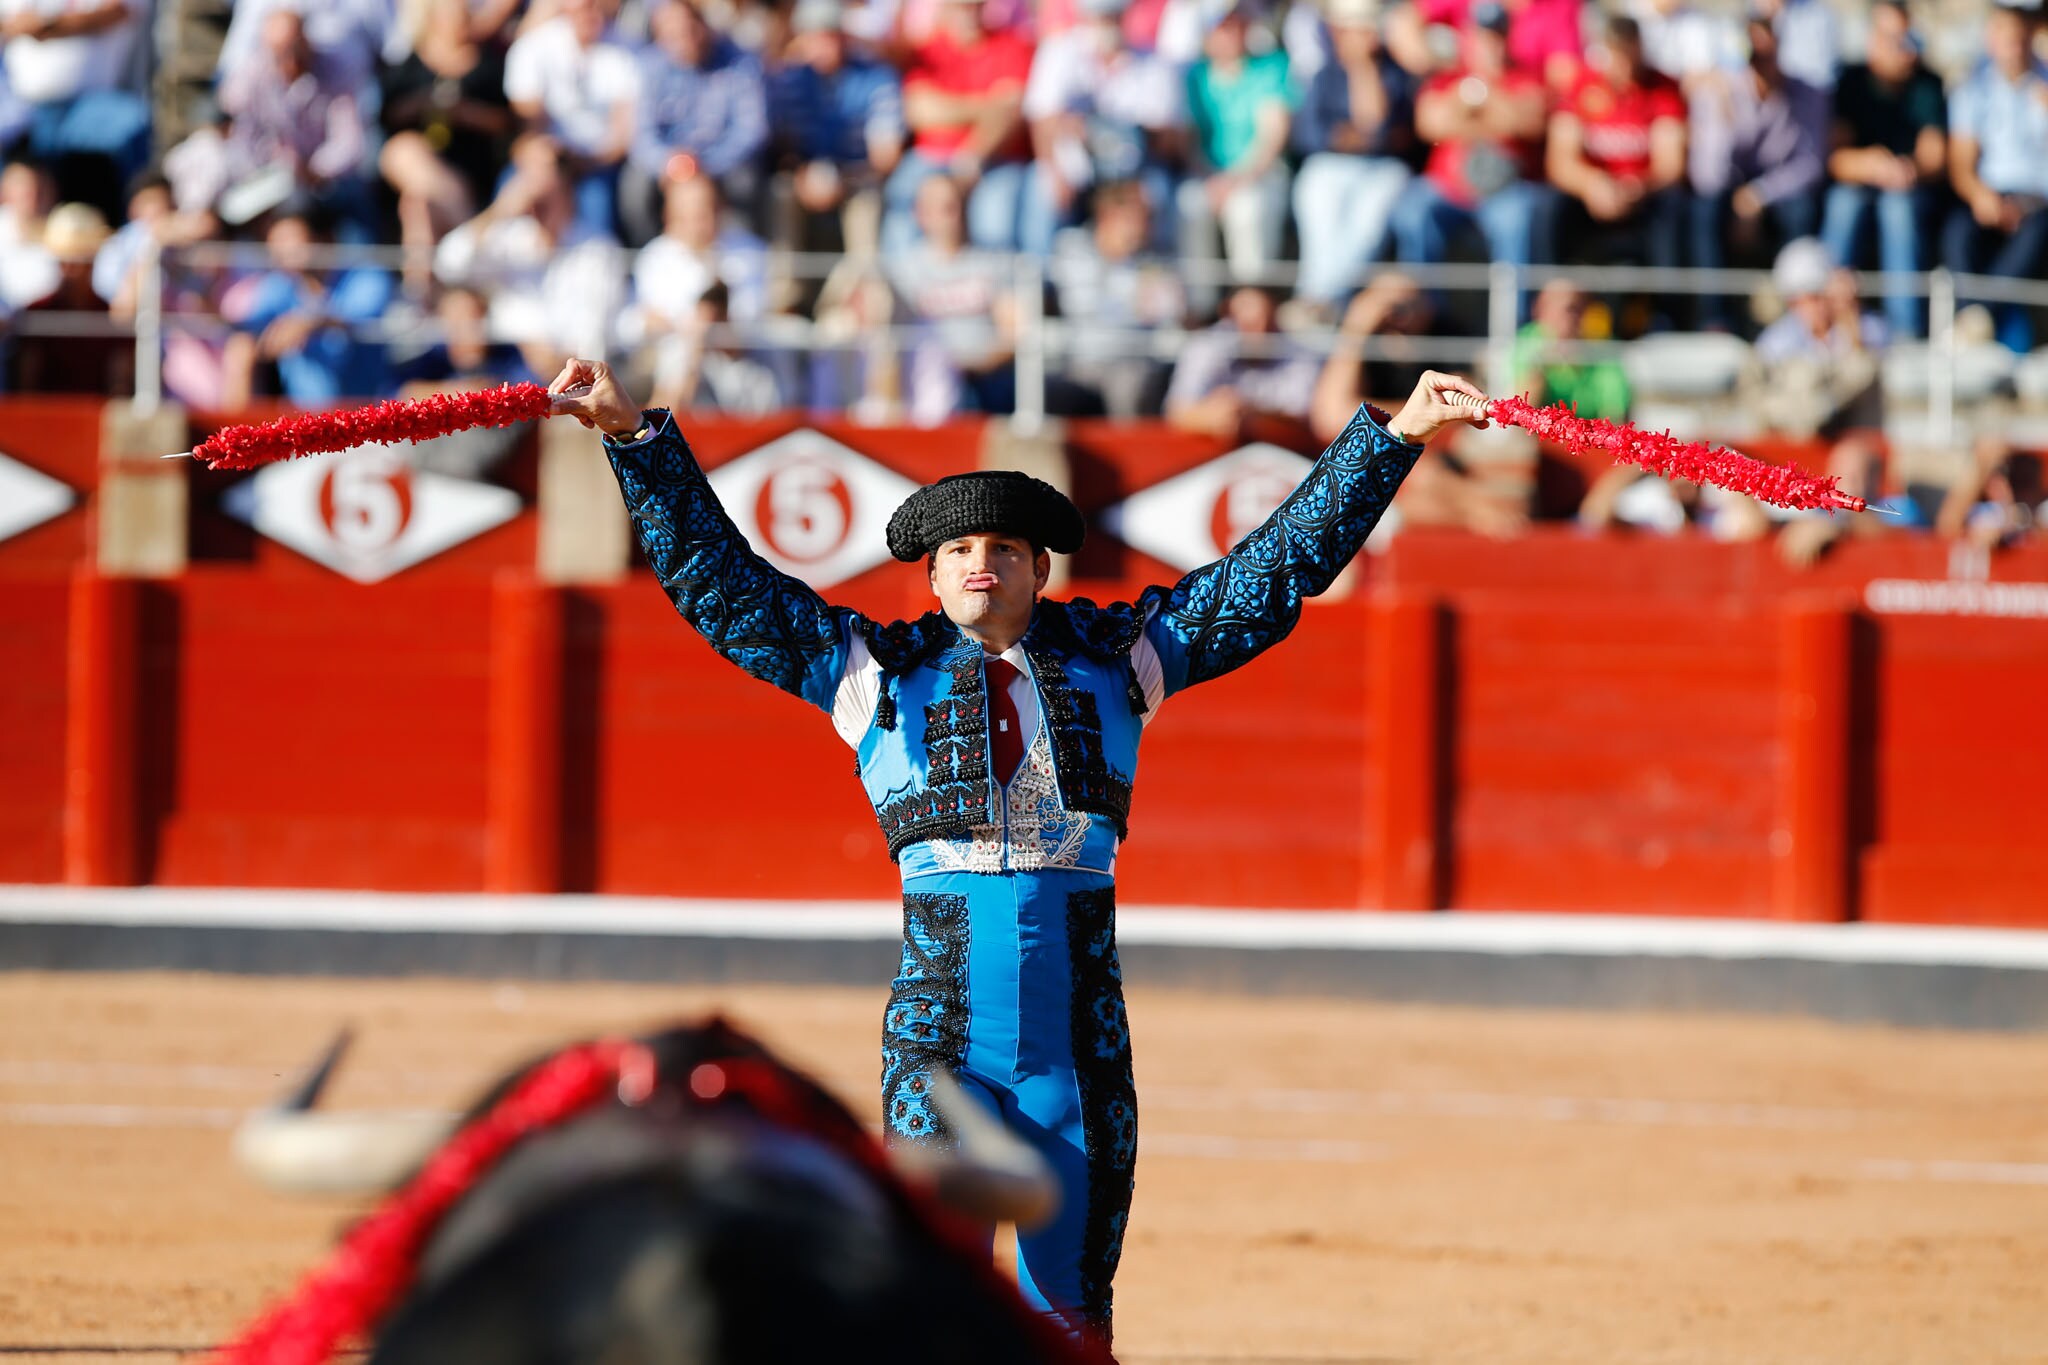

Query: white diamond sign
0 450 76 544
707 429 919 589
1101 443 1314 573
221 444 521 584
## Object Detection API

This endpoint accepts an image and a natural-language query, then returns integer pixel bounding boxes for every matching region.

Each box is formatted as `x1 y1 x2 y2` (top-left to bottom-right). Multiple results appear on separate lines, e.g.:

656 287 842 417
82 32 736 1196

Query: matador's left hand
1386 370 1491 445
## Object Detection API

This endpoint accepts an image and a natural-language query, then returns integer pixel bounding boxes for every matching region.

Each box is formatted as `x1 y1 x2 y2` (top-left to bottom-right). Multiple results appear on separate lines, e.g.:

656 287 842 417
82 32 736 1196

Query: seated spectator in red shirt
1544 15 1686 276
880 0 1039 256
1388 3 1551 282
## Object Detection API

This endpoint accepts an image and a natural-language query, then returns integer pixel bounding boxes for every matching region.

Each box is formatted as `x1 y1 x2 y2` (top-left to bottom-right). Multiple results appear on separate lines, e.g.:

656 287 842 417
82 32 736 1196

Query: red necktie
984 657 1025 786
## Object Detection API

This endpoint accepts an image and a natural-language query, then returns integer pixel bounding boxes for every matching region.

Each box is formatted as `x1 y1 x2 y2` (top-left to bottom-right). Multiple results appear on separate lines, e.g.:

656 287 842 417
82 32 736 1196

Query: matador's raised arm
1138 400 1424 695
604 410 860 714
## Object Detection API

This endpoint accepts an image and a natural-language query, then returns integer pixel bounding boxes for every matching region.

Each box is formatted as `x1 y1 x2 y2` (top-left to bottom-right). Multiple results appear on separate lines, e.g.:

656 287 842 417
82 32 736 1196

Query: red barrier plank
1449 599 1780 915
1860 613 2048 926
147 569 493 889
0 578 71 881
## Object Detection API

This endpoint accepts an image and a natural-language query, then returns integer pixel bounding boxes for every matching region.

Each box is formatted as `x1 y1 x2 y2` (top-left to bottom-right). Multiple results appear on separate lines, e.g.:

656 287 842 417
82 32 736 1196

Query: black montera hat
886 470 1086 562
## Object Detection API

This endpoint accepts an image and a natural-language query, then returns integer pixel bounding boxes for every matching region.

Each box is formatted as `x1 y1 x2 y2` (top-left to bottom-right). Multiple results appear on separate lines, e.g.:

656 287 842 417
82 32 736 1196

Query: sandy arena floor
2 972 2047 1364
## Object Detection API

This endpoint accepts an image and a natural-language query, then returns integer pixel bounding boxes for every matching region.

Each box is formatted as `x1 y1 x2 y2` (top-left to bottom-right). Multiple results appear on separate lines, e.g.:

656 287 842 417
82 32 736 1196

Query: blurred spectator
0 0 152 194
1389 3 1548 278
1291 0 1416 314
217 0 395 90
91 169 213 317
1687 17 1827 328
621 173 771 407
8 201 123 393
1310 273 1527 539
1752 241 1885 426
622 0 770 246
1164 284 1318 438
379 0 514 296
393 283 539 390
1743 243 1894 563
503 0 639 236
766 0 903 264
885 172 1018 422
1938 435 2044 548
221 199 395 407
0 151 52 243
1546 16 1685 274
1308 271 1434 436
1818 0 1944 338
0 154 56 309
161 99 234 218
1627 0 1739 90
882 0 1036 256
1022 0 1183 256
1384 0 1582 89
435 135 626 376
1048 178 1184 417
643 280 788 414
1942 0 2048 355
1512 278 1630 419
1177 0 1294 286
1750 0 1835 93
216 7 376 238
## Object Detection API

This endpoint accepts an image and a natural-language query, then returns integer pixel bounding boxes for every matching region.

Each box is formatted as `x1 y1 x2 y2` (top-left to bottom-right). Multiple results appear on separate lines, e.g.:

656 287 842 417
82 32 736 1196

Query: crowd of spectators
0 0 2043 556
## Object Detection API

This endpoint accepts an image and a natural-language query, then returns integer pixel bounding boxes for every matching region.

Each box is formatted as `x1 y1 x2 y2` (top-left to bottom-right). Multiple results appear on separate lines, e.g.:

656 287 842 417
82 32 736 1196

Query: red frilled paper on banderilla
180 382 556 472
1474 393 1867 514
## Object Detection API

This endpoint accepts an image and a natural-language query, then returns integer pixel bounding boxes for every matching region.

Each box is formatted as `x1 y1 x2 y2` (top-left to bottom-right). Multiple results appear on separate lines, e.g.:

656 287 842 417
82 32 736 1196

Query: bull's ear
892 1072 1062 1231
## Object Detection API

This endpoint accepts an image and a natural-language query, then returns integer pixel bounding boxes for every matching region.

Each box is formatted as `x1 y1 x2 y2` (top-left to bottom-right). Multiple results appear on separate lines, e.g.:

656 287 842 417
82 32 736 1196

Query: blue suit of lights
603 404 1423 1344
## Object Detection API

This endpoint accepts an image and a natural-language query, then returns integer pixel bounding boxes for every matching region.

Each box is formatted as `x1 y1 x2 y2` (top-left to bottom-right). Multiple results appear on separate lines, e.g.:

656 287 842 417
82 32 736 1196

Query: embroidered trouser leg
881 869 1137 1345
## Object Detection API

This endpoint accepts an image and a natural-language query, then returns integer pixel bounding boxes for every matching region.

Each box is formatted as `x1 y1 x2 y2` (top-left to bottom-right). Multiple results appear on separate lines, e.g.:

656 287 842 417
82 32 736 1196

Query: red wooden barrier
6 404 2048 924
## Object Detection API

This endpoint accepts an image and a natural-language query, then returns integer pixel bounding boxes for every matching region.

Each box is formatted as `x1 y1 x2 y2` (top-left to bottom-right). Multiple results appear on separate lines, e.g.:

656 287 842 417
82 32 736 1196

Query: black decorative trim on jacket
1023 641 1135 839
880 891 971 1145
874 639 992 858
1065 885 1137 1344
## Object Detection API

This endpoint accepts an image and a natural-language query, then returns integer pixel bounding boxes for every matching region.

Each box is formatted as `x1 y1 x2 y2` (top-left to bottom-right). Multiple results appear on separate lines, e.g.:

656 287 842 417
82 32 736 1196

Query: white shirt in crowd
435 213 624 360
503 16 640 160
1022 26 1180 189
1 0 141 105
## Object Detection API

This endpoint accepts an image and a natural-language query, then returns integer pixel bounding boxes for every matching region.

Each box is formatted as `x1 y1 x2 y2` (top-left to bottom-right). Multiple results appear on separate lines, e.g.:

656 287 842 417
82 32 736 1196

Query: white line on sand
6 885 2048 970
0 1059 1873 1131
1856 1158 2048 1187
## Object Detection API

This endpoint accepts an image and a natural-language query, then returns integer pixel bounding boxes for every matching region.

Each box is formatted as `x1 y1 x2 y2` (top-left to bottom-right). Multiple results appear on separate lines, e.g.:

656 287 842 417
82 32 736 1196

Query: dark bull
219 1019 1107 1365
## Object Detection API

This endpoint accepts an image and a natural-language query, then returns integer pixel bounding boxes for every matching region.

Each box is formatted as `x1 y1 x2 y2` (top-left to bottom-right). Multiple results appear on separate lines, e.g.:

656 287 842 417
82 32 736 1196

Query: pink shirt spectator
1418 0 1580 79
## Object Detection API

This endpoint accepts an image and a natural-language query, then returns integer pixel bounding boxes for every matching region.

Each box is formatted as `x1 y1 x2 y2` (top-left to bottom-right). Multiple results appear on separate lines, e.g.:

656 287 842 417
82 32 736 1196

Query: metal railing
66 238 2048 443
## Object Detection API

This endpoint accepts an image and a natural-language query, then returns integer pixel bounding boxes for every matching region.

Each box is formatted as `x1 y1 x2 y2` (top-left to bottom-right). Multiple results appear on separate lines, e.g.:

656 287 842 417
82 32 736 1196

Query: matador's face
928 533 1049 641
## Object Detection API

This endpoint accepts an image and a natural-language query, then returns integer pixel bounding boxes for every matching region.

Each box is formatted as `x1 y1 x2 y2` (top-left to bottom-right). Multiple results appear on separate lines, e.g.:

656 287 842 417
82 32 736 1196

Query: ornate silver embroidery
920 726 1095 873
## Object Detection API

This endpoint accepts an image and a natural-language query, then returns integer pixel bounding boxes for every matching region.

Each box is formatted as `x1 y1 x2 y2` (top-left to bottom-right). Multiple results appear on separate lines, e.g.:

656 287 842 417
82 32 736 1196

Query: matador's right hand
548 358 647 440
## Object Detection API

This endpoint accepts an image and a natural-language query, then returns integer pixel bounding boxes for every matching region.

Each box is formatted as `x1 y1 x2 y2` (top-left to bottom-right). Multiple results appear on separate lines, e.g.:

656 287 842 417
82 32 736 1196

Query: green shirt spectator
1511 282 1630 420
1187 48 1293 170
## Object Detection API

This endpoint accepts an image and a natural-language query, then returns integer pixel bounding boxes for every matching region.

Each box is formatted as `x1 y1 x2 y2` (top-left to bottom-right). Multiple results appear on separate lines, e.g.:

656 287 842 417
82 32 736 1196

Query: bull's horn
231 1029 453 1195
894 1072 1061 1231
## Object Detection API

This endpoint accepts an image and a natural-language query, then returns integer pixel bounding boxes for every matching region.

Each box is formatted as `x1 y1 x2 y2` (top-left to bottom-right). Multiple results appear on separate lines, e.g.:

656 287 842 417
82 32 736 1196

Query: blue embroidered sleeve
1139 402 1422 694
605 410 857 713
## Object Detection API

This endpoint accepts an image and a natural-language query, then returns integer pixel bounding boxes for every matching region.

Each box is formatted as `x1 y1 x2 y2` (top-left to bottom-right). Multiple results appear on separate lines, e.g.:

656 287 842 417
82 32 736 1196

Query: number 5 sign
707 430 918 589
223 444 521 583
